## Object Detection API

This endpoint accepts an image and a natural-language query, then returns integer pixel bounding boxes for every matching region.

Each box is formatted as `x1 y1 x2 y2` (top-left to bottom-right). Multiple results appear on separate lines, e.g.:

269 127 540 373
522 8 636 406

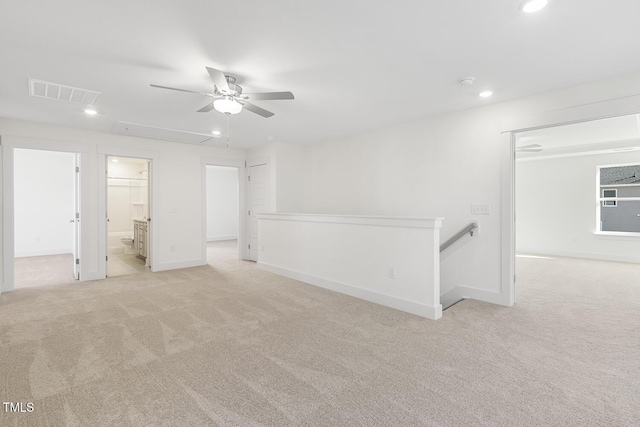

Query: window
598 164 640 233
601 189 617 207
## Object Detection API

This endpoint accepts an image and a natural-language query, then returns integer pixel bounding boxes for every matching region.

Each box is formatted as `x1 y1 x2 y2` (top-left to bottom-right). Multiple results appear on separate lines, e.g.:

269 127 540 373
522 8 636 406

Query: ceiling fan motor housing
223 75 242 96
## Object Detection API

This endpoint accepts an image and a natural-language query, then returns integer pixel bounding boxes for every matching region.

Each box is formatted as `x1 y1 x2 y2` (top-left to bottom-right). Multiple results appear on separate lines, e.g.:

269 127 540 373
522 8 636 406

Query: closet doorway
13 148 80 288
205 165 240 265
106 156 151 277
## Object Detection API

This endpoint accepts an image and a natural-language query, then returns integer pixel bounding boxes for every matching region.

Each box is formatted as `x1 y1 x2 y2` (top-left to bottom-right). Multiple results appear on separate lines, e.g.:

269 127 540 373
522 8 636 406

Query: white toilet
120 236 135 254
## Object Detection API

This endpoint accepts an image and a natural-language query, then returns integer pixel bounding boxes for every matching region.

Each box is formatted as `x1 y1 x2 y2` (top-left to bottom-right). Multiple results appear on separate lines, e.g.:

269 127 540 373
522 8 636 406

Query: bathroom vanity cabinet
133 219 148 260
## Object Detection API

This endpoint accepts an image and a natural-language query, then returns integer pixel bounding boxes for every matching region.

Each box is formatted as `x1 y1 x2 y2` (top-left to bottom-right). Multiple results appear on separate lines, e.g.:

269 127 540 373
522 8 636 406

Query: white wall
1 118 245 290
516 151 640 263
14 149 75 257
206 165 239 241
266 71 640 305
258 213 443 319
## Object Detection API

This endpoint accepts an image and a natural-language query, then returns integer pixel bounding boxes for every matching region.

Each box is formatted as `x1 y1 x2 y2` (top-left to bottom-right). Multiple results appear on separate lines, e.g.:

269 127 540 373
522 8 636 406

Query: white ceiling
2 1 640 149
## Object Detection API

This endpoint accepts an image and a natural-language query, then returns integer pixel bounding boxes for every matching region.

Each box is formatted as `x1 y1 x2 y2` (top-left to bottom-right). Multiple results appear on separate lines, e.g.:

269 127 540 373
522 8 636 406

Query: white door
73 154 81 280
248 164 268 261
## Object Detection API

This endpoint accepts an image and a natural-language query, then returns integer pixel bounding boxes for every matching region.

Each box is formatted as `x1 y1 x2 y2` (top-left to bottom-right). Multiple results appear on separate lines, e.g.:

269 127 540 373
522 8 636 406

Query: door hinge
248 175 251 182
75 166 80 173
76 212 80 219
76 258 80 265
244 161 247 167
514 274 516 283
248 210 250 216
248 244 251 249
106 256 108 261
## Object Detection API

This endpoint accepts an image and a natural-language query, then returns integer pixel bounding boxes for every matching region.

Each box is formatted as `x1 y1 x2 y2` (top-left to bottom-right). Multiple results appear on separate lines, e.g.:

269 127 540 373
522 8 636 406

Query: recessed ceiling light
212 130 221 136
521 0 547 13
111 158 118 163
84 108 98 115
479 91 493 98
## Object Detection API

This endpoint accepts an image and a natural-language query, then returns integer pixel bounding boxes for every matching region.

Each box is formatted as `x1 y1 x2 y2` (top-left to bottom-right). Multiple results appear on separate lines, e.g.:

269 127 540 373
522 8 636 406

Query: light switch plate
471 203 491 215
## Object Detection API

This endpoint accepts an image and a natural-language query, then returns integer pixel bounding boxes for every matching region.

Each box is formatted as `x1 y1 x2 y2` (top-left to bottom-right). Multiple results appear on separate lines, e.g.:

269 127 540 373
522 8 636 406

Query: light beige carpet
0 245 638 426
14 254 76 289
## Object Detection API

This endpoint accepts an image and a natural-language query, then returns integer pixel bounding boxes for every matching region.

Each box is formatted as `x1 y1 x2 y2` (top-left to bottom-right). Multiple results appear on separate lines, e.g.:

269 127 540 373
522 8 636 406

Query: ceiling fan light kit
151 66 294 118
521 0 548 13
214 96 242 114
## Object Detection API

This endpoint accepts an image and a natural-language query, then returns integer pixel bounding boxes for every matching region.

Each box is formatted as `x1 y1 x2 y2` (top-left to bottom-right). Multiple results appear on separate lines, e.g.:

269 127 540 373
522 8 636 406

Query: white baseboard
441 285 505 308
154 258 205 272
516 249 640 264
15 248 73 258
257 262 442 320
207 235 238 242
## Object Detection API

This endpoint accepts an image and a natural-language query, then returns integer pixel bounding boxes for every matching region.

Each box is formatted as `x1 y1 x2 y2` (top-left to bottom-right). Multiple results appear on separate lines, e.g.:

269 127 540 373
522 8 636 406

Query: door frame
200 157 247 263
97 146 159 278
501 105 640 307
1 137 88 292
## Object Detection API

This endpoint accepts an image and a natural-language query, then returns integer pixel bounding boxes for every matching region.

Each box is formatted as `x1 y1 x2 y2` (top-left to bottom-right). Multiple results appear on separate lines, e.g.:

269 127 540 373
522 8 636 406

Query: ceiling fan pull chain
226 113 230 148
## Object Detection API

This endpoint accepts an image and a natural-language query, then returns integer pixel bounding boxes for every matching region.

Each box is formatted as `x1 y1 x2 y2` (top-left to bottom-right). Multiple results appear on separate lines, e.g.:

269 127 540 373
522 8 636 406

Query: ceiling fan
150 66 294 118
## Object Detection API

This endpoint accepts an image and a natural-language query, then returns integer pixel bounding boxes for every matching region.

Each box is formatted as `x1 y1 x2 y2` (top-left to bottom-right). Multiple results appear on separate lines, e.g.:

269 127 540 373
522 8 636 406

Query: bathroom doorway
13 148 80 288
205 165 240 265
106 156 151 277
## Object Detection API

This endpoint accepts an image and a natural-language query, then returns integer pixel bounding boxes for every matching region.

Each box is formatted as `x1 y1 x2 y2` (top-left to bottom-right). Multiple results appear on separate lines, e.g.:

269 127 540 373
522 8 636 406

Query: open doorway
106 156 151 277
205 165 240 265
13 148 79 288
513 113 640 297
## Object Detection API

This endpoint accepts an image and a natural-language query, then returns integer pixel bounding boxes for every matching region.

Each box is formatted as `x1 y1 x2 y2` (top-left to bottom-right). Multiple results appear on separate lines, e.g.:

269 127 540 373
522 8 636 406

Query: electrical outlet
471 203 491 215
388 267 395 279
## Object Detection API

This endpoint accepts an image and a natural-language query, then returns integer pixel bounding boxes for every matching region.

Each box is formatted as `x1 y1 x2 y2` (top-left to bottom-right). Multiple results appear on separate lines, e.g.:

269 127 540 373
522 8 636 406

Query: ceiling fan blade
243 91 295 101
150 84 214 97
197 103 215 113
240 101 274 118
206 66 230 93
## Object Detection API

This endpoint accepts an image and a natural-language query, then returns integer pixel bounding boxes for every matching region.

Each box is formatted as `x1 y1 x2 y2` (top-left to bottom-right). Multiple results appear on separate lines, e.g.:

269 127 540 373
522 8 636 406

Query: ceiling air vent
29 78 101 105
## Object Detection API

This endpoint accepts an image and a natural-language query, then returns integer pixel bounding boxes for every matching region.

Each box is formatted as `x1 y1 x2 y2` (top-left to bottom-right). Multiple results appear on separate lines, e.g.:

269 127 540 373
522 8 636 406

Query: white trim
15 248 74 258
501 132 516 307
258 262 443 320
507 108 640 308
257 213 444 229
97 146 160 277
600 183 640 188
1 144 14 292
1 137 88 292
246 156 269 168
200 156 247 263
517 249 640 264
441 286 504 309
154 258 204 272
593 231 640 238
207 235 238 242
